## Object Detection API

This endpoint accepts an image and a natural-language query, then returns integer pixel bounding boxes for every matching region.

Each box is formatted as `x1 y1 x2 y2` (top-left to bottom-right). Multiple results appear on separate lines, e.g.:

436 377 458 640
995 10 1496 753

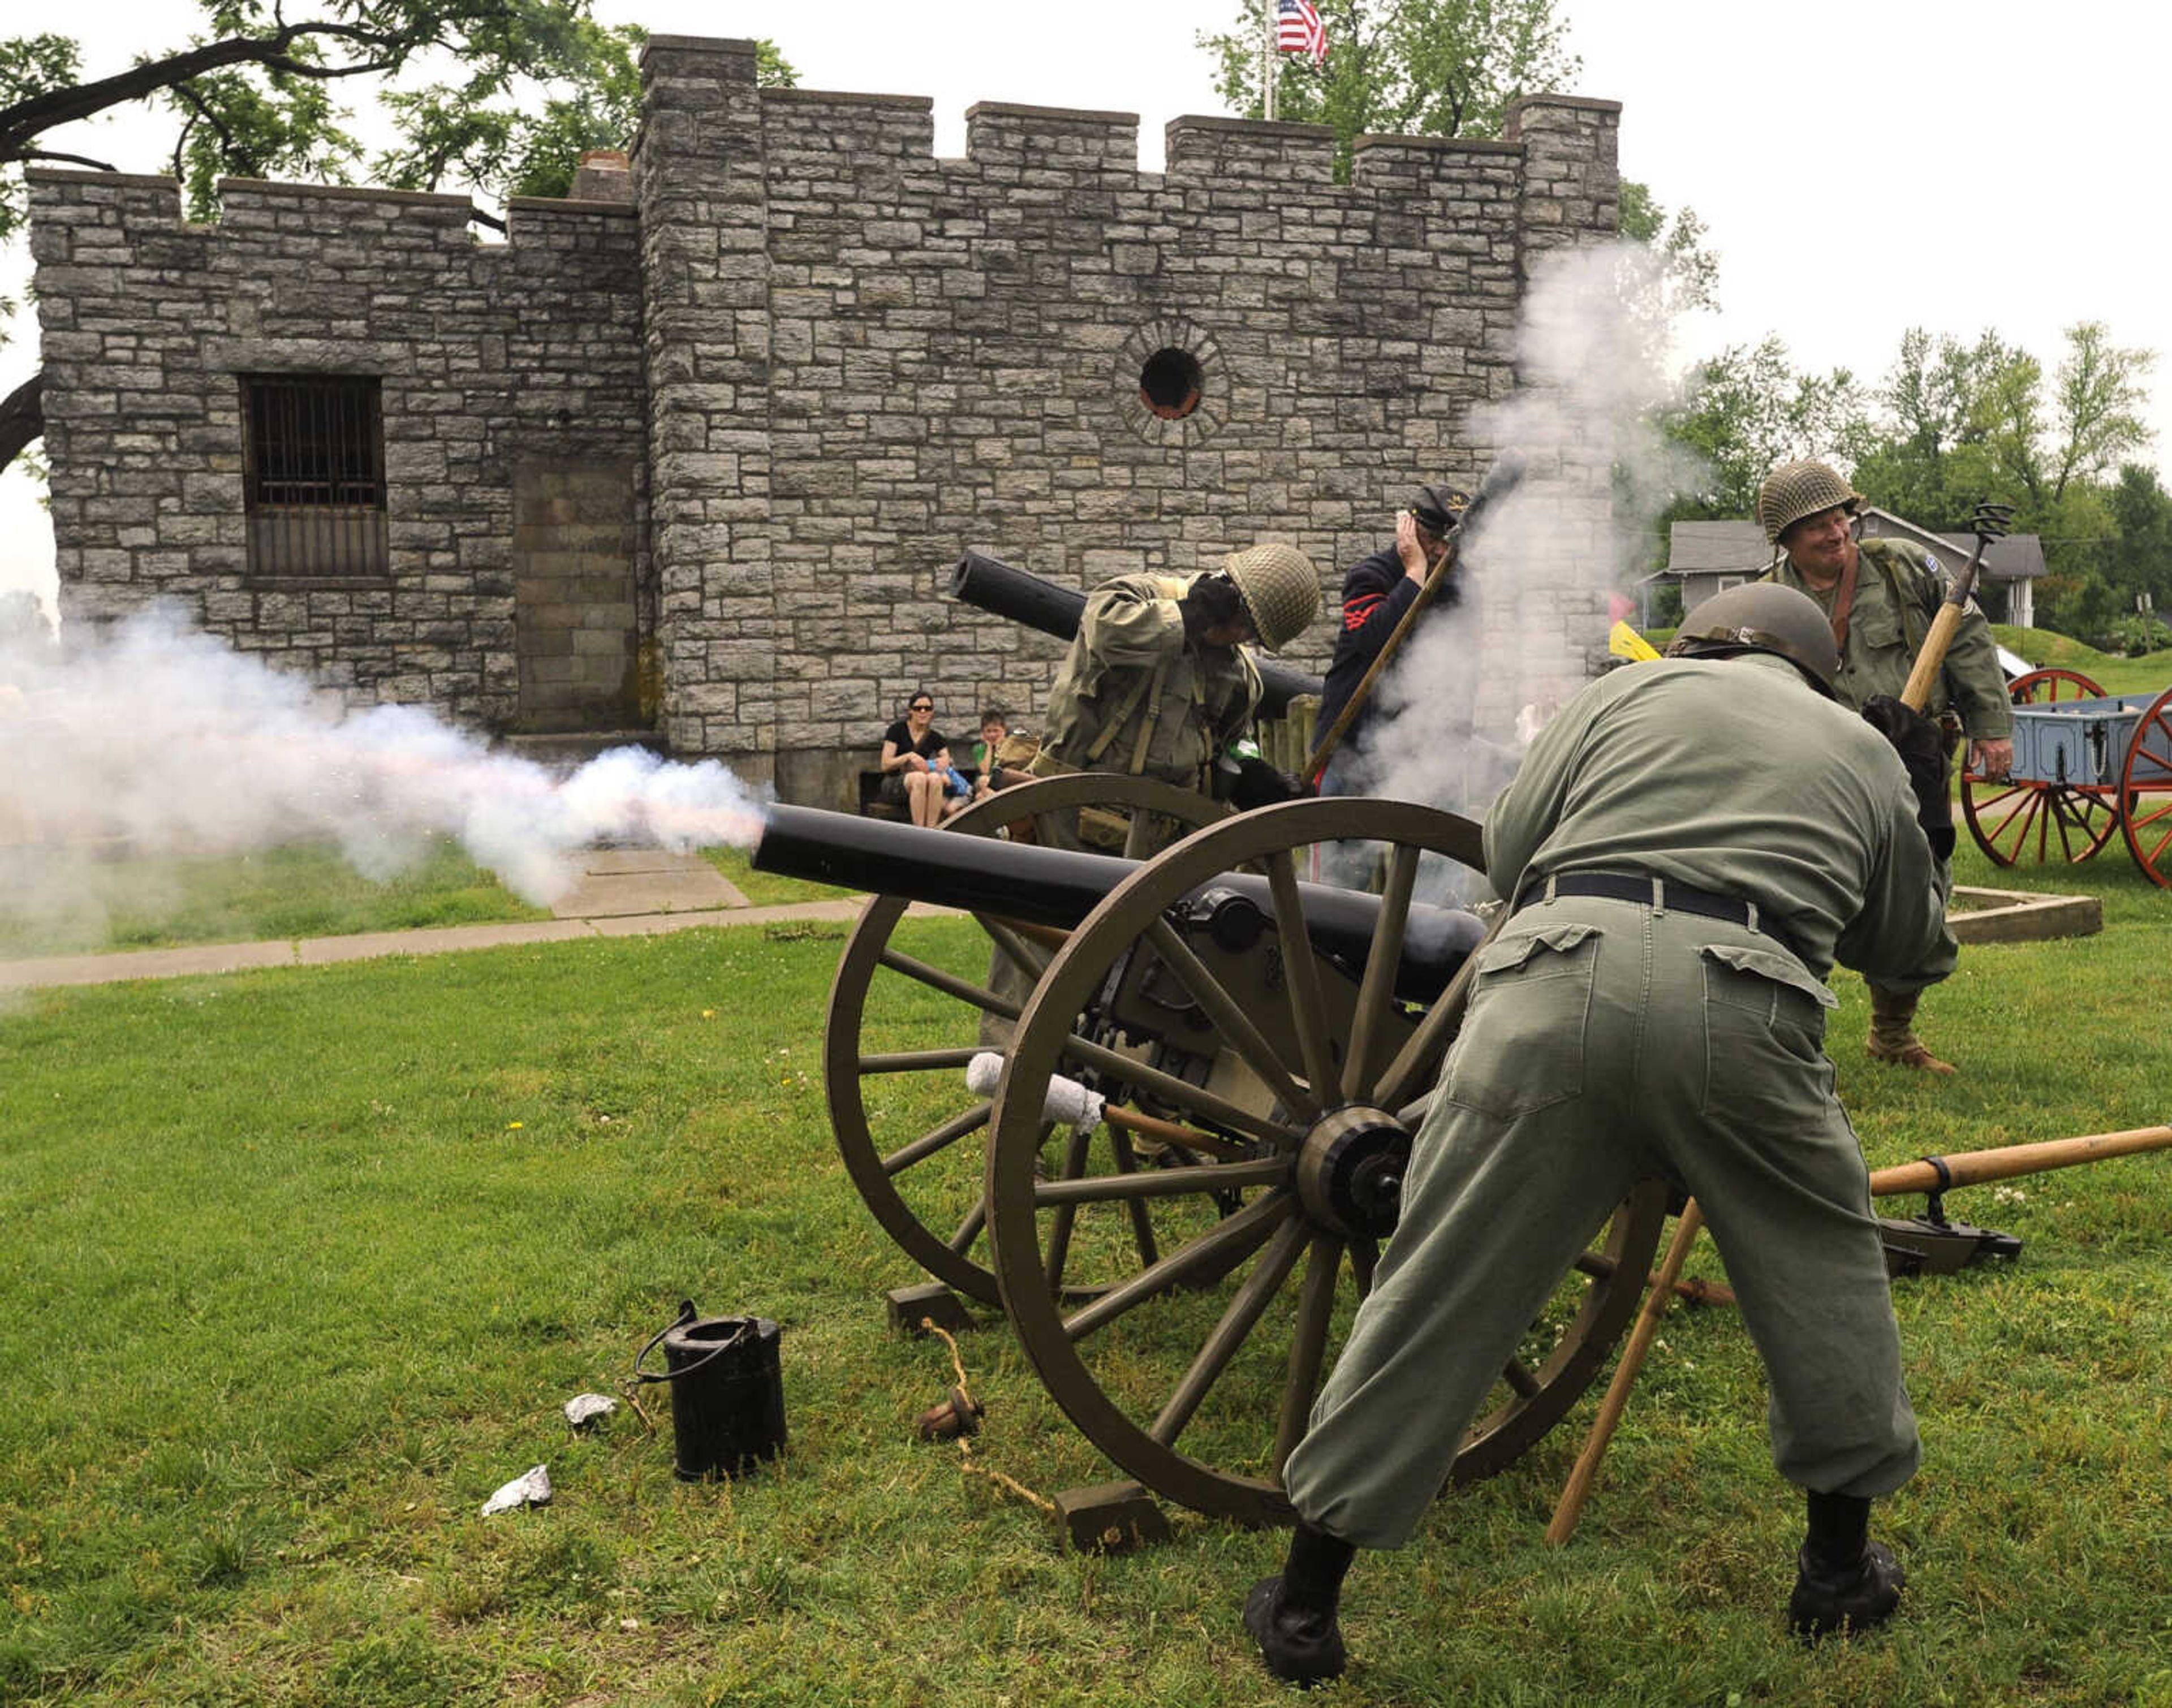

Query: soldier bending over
1246 584 1954 1685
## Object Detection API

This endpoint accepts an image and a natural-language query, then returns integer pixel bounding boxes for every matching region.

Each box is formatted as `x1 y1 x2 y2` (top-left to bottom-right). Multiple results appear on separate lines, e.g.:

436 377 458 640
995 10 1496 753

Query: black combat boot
1243 1520 1355 1688
1787 1490 1905 1640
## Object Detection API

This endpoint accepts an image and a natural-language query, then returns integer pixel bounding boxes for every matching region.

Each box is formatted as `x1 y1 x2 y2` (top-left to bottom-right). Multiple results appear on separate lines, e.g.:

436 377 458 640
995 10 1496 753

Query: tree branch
19 147 123 172
1 23 421 161
0 372 44 477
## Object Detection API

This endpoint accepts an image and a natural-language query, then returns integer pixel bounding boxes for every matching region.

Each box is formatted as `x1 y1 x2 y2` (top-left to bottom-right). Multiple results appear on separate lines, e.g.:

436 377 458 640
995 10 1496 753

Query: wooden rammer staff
1545 1122 2172 1546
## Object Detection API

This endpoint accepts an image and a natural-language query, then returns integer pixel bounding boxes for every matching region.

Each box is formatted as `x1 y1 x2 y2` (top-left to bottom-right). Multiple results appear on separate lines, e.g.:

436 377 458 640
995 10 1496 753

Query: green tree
1846 322 2155 634
1657 335 1869 520
1850 327 2022 530
1617 180 1718 318
2106 461 2172 611
1198 0 1579 178
0 7 797 472
2045 321 2155 503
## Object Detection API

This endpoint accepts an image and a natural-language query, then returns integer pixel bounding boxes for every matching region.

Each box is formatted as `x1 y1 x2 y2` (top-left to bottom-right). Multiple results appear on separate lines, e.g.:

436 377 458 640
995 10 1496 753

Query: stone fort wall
28 171 647 731
30 33 1621 803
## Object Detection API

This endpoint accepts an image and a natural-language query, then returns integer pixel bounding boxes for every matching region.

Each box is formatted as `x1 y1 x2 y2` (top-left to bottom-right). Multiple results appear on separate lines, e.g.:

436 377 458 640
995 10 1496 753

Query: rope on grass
925 1318 973 1395
958 1439 1057 1515
920 1317 1056 1517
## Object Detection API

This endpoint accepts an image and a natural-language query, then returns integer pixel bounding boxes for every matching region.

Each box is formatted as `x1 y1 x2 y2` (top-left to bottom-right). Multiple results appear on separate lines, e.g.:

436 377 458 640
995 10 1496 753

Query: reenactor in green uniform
1026 545 1322 848
979 546 1322 1046
1245 584 1952 1687
1757 459 2014 1073
1034 544 1322 789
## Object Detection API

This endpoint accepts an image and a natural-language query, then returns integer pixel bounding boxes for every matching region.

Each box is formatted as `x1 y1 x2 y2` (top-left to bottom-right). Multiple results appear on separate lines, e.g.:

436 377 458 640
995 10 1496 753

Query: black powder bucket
633 1301 787 1480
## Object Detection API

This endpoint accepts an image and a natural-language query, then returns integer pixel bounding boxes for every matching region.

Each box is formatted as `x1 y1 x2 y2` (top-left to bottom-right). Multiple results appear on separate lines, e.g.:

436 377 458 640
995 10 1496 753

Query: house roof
1665 508 2045 580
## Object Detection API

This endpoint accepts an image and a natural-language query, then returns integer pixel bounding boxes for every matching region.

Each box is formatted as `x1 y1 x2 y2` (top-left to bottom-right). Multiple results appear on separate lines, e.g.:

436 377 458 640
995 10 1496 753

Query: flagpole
1262 0 1276 120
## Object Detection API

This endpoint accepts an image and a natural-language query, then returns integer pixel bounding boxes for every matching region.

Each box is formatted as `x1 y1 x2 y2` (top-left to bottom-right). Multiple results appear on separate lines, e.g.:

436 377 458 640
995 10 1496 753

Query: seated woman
878 693 966 827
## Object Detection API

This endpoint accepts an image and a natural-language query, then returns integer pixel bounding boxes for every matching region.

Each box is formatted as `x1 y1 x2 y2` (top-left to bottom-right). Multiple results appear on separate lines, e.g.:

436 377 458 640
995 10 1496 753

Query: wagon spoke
1057 1030 1304 1149
1148 1215 1312 1448
1044 1121 1096 1292
1344 842 1420 1104
948 1198 987 1254
877 946 1020 1020
1264 849 1343 1103
1060 1191 1295 1342
1143 917 1317 1121
1031 1156 1291 1206
1274 1232 1346 1475
881 1101 992 1175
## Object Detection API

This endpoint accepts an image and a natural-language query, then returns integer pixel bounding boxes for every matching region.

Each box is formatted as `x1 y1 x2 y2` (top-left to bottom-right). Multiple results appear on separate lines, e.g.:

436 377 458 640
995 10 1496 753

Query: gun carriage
1959 670 2172 885
755 785 1669 1526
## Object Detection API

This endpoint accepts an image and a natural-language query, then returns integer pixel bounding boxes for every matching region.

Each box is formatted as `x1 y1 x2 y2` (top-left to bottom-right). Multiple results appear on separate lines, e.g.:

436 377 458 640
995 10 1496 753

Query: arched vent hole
1138 348 1205 421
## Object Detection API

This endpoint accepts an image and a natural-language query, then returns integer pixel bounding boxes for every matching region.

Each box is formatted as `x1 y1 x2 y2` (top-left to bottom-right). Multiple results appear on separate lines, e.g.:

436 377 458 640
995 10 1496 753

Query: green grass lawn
1994 626 2172 696
0 842 852 961
5 862 2172 1705
700 846 851 911
0 840 554 959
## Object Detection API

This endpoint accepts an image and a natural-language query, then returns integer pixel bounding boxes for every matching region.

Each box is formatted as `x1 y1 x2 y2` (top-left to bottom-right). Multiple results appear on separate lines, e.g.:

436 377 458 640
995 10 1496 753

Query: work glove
1860 695 1955 861
1226 756 1305 812
1178 573 1246 646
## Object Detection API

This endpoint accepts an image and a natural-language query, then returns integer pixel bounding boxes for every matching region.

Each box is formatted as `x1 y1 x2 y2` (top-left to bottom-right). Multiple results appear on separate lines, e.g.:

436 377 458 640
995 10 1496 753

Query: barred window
242 375 388 578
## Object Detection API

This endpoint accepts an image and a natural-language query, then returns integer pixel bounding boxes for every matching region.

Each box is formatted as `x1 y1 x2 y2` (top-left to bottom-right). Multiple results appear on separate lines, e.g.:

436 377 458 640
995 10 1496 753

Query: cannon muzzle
753 803 1482 1004
950 551 1323 720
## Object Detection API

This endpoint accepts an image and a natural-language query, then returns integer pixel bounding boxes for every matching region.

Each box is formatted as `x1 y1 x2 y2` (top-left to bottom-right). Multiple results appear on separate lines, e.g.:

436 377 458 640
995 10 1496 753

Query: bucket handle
631 1300 755 1386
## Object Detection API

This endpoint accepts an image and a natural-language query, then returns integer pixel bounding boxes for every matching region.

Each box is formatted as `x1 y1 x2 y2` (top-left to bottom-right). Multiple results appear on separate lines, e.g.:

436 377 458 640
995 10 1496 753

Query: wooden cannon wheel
823 773 1224 1305
984 797 1668 1525
2116 684 2172 888
1960 667 2120 868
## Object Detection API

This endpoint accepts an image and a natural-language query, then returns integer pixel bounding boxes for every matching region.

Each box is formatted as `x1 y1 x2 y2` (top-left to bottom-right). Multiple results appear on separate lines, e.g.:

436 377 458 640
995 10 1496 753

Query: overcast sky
5 0 2166 614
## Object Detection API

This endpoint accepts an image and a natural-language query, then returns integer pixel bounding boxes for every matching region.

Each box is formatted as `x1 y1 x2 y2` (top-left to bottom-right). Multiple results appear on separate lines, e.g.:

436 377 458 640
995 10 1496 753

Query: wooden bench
857 770 908 821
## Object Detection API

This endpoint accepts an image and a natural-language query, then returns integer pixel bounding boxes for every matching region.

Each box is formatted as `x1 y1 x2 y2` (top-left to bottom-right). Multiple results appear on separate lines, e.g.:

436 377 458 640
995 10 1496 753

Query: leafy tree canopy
1199 0 1578 178
1658 334 1867 520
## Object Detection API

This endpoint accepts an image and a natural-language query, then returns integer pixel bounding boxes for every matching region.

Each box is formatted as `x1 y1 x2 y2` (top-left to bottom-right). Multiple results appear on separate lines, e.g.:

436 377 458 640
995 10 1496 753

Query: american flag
1275 0 1328 67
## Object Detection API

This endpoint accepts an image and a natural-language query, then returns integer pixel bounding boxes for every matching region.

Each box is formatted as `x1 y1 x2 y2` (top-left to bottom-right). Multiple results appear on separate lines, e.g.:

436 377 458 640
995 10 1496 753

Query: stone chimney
570 148 634 202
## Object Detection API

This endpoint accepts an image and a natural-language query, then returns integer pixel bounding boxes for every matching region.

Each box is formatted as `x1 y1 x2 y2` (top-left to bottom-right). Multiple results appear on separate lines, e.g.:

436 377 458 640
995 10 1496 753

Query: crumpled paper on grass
481 1464 553 1515
563 1393 617 1430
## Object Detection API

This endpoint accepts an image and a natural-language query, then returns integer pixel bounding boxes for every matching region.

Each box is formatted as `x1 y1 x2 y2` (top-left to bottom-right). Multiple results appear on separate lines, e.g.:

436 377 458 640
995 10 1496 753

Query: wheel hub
1295 1105 1412 1240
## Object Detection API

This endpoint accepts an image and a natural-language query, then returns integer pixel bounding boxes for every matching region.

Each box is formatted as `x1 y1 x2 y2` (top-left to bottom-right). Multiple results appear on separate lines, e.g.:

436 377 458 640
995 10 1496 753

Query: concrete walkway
2 857 2097 995
0 850 906 992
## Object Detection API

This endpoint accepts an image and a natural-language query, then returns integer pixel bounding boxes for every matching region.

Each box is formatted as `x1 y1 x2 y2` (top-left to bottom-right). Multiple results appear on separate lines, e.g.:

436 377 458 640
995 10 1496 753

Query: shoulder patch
1924 550 1939 573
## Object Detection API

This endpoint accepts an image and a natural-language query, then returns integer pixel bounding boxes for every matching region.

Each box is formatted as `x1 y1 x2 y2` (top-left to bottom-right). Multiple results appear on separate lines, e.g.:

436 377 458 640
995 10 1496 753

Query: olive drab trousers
1282 896 1921 1551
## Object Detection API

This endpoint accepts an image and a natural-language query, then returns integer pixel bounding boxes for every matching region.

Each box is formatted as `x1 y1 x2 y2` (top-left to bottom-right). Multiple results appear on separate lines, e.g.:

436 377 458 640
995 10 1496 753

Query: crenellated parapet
29 33 1625 794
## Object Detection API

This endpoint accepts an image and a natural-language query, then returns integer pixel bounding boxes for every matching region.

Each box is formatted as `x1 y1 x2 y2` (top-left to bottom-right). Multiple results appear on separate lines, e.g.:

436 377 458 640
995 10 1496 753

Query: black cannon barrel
753 804 1482 1004
950 550 1324 721
756 803 1134 932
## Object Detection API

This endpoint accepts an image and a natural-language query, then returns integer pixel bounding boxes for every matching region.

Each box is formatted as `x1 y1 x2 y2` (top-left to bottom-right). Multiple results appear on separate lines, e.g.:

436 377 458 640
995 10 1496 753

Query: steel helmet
1667 582 1842 696
1756 459 1861 544
1221 543 1324 652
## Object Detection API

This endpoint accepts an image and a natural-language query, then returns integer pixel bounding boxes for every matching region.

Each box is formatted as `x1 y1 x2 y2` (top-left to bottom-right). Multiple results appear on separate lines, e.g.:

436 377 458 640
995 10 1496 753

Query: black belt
1512 872 1806 964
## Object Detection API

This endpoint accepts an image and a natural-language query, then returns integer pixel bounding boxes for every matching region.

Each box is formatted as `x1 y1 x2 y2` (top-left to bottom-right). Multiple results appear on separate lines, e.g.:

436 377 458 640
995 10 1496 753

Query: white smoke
1348 241 1706 830
0 606 769 951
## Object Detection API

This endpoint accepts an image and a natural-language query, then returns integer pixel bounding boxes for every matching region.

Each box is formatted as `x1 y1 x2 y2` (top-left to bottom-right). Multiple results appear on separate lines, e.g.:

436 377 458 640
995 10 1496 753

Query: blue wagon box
2010 694 2172 787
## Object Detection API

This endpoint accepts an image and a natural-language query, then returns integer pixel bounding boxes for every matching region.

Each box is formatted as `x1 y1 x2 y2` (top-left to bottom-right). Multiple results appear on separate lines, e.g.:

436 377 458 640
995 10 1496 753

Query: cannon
753 778 1668 1526
951 549 1325 721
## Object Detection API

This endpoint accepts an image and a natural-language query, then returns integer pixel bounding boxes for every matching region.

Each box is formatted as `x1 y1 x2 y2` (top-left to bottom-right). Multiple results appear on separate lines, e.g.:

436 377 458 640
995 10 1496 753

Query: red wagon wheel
1960 668 2121 868
2117 685 2172 888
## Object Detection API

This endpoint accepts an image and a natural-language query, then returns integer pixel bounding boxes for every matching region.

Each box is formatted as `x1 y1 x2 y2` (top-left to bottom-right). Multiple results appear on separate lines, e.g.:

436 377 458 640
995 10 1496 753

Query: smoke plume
1 606 768 953
1344 241 1705 833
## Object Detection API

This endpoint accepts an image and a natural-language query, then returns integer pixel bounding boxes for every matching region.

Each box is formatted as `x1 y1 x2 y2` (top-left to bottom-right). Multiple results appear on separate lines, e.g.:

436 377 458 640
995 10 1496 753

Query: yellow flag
1608 621 1661 662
